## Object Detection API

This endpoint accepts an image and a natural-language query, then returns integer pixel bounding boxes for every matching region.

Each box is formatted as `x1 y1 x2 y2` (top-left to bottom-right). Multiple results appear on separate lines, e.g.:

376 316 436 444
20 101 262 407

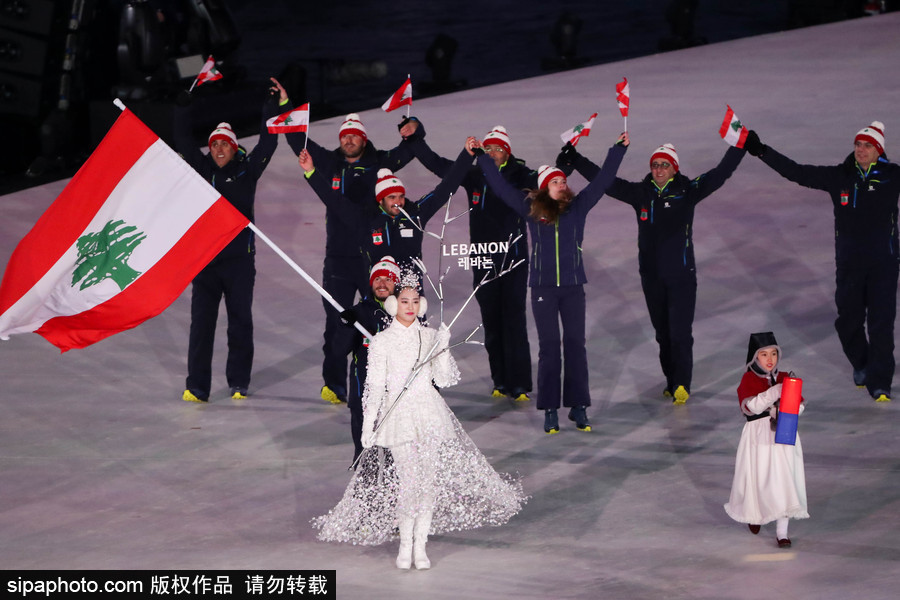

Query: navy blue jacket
338 295 391 399
478 143 627 287
306 148 473 268
287 125 422 259
174 97 281 262
761 147 900 266
409 137 535 273
566 145 745 279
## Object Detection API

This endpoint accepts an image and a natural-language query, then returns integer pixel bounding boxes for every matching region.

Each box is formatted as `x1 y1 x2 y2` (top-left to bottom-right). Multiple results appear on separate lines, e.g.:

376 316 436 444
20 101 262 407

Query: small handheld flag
615 78 629 117
560 113 597 147
616 77 629 131
189 55 222 92
382 76 413 116
719 105 749 148
266 103 310 134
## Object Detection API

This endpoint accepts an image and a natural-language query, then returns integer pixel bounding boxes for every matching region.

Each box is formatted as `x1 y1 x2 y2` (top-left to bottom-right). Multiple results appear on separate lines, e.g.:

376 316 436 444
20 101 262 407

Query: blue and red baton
774 376 802 445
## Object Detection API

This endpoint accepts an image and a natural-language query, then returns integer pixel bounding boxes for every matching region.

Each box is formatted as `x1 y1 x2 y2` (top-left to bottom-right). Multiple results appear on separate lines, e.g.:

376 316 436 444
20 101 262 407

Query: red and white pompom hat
855 121 885 155
375 169 405 202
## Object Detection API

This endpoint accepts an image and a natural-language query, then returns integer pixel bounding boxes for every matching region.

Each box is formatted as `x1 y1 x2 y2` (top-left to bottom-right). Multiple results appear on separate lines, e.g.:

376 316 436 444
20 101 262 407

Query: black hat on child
746 331 780 367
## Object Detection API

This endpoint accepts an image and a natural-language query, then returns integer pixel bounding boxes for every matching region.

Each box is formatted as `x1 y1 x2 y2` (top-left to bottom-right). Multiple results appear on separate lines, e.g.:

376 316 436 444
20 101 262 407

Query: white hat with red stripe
482 126 512 154
537 165 566 190
339 113 367 141
375 168 405 202
369 256 401 286
650 143 679 172
208 122 238 152
855 121 885 155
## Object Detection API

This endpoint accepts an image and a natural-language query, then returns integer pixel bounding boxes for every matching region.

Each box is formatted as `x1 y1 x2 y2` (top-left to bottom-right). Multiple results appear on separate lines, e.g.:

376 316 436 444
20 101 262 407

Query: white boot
413 512 433 570
396 517 414 569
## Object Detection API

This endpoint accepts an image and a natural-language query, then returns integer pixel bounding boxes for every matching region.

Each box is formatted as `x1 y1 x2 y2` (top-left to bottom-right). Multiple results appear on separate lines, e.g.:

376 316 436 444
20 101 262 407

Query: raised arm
689 145 746 205
244 77 286 178
299 149 365 230
556 142 601 180
745 130 841 193
408 135 454 179
476 151 531 219
578 132 629 211
414 140 477 225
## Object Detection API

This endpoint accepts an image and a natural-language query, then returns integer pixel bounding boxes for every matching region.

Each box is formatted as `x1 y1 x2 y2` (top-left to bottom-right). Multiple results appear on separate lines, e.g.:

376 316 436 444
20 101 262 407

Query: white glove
437 323 451 351
361 414 377 448
361 426 376 449
744 383 782 415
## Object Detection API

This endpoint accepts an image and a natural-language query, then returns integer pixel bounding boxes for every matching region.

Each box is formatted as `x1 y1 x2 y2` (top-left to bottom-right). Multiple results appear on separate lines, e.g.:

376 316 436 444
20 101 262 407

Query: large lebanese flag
0 108 249 352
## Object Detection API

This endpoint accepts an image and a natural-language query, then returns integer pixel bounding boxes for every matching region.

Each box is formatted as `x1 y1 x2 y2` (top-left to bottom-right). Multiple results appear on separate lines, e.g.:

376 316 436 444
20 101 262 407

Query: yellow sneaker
231 387 248 400
320 385 345 404
663 388 673 399
491 388 507 398
874 393 891 403
513 392 530 402
673 385 689 405
182 389 207 403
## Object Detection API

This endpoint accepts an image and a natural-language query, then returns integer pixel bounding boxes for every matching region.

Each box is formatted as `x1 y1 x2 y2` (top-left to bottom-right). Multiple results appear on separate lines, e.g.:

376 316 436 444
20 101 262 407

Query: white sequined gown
312 319 526 545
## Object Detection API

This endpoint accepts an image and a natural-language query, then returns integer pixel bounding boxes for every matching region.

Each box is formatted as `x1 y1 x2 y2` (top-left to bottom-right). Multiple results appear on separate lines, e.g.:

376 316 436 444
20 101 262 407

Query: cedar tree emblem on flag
266 103 310 134
560 113 598 147
72 219 146 291
0 107 249 352
719 105 749 148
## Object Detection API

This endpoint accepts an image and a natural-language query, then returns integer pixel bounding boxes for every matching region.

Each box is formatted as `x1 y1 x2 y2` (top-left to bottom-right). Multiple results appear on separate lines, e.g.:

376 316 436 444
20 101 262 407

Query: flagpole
406 73 411 119
247 223 374 340
304 103 309 150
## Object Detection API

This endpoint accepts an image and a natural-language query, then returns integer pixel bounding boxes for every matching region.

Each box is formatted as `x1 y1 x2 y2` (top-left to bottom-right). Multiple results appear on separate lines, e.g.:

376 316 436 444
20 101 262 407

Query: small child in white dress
724 331 809 548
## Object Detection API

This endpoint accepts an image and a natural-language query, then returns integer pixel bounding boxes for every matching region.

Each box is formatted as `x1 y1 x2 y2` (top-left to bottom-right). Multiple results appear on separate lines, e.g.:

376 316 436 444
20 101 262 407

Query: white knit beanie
537 164 566 190
650 143 679 171
375 168 405 202
208 122 238 151
855 121 885 155
482 125 512 154
339 113 367 141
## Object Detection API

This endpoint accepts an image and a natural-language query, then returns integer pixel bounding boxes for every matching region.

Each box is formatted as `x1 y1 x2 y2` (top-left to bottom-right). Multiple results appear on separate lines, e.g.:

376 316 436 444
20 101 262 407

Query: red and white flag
560 113 597 147
0 108 249 352
616 78 630 117
381 77 412 112
267 103 310 134
719 105 749 148
195 55 223 87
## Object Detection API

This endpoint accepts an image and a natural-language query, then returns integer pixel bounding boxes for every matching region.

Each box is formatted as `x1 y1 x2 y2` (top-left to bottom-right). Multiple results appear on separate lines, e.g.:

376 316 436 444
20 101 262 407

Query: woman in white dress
724 331 808 548
312 286 526 569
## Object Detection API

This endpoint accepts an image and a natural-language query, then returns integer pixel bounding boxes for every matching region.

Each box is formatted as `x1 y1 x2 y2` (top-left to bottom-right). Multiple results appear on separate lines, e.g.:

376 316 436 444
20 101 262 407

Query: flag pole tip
113 98 126 111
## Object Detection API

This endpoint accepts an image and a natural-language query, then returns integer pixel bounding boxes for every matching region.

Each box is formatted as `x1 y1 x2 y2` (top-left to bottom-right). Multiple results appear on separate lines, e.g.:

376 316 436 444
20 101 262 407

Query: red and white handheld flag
719 105 749 148
616 78 630 117
0 108 249 352
267 103 310 134
191 55 222 91
560 113 597 147
382 77 412 113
